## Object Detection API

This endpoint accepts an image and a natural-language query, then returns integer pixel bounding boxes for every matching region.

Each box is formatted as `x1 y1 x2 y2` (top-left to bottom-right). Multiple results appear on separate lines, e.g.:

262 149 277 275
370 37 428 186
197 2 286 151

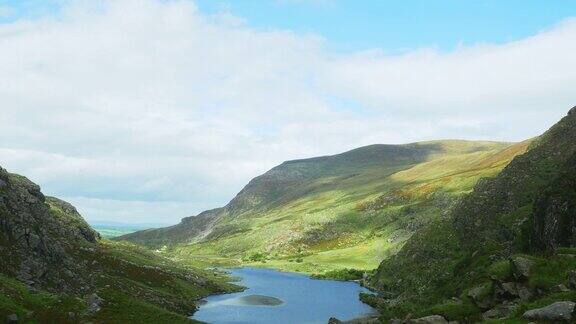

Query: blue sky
198 0 576 52
4 1 576 51
0 0 575 224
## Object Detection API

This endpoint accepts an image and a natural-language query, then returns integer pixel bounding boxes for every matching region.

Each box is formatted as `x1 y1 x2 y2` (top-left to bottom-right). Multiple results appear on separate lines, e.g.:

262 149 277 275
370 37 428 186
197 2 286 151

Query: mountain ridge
118 140 514 245
118 139 527 273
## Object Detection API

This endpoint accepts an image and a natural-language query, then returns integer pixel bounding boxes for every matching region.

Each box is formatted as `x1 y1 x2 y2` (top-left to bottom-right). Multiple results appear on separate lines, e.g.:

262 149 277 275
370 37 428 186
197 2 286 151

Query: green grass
129 141 528 276
1 240 239 323
0 273 86 323
93 289 201 324
311 268 365 281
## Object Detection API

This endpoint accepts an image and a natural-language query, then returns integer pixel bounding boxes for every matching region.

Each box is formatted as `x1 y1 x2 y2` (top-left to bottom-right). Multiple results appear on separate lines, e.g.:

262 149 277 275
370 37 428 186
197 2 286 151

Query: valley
2 110 576 323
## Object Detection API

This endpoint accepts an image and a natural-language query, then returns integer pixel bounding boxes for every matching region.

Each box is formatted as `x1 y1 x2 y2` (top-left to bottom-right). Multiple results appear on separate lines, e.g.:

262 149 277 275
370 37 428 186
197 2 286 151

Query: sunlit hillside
120 140 530 274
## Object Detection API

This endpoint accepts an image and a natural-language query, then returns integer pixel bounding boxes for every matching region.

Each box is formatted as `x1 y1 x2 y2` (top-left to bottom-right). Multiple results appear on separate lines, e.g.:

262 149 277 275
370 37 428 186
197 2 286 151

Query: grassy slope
126 140 529 274
0 238 238 323
0 171 238 323
369 111 576 322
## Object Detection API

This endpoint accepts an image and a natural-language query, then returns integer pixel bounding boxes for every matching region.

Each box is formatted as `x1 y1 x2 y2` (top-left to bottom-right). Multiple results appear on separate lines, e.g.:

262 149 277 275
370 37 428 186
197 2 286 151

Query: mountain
0 167 235 323
118 140 529 272
368 107 576 322
90 221 172 239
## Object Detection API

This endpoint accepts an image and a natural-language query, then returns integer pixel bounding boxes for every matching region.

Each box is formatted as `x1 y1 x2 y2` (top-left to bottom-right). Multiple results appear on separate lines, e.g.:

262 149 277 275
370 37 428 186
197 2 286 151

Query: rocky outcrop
531 152 576 252
0 167 100 293
369 107 576 323
523 301 575 322
453 108 576 249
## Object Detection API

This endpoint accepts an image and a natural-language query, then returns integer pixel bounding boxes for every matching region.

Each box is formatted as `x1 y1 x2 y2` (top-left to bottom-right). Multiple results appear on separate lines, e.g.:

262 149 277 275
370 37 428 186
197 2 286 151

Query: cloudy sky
1 0 575 224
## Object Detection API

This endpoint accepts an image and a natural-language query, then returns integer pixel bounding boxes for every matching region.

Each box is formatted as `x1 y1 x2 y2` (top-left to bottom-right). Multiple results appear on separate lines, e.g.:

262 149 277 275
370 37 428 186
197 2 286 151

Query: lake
192 267 376 324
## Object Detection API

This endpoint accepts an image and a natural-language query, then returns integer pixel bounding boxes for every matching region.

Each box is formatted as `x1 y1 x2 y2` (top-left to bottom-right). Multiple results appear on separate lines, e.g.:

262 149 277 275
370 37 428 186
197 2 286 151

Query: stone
86 293 103 314
569 106 576 116
328 318 343 324
552 284 570 293
568 270 576 289
511 256 534 280
523 301 575 322
467 284 491 309
501 282 533 300
409 315 449 323
6 314 18 323
482 304 517 320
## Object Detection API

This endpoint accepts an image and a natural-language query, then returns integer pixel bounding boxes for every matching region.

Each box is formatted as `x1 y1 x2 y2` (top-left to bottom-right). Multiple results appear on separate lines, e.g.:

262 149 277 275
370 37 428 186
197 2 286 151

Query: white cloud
0 0 574 223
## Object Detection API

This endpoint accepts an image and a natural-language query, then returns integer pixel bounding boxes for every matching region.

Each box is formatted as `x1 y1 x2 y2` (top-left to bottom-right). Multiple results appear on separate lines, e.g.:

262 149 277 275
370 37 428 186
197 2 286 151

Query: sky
0 0 575 224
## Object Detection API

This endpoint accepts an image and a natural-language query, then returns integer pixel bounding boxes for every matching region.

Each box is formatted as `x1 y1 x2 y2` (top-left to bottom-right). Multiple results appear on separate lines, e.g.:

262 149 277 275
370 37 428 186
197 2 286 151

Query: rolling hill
118 139 530 273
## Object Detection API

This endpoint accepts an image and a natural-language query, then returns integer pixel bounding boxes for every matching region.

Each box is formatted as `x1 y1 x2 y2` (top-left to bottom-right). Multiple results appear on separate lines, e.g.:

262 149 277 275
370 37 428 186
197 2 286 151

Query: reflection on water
192 267 376 324
201 294 284 308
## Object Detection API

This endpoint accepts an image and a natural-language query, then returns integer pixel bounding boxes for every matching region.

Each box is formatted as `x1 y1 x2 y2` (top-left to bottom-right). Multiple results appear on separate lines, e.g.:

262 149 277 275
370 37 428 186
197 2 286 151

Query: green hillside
0 167 237 323
118 140 529 274
366 108 576 322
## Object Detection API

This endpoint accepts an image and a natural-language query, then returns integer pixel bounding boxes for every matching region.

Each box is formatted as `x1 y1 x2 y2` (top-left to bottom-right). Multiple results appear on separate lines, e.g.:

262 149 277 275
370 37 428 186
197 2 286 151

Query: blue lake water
192 267 376 324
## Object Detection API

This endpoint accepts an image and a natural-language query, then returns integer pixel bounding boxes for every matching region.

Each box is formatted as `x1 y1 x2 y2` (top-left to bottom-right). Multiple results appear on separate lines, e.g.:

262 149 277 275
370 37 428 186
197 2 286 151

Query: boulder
482 304 517 320
552 284 570 293
6 314 18 323
409 315 448 323
523 301 575 322
568 270 576 289
86 293 103 314
511 256 534 280
327 316 379 324
467 284 492 309
500 282 532 301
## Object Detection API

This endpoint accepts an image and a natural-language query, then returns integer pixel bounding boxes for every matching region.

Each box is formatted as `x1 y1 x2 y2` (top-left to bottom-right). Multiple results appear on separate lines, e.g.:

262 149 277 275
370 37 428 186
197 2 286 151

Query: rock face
523 301 575 321
0 167 100 293
452 109 576 249
531 152 576 251
369 107 576 322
